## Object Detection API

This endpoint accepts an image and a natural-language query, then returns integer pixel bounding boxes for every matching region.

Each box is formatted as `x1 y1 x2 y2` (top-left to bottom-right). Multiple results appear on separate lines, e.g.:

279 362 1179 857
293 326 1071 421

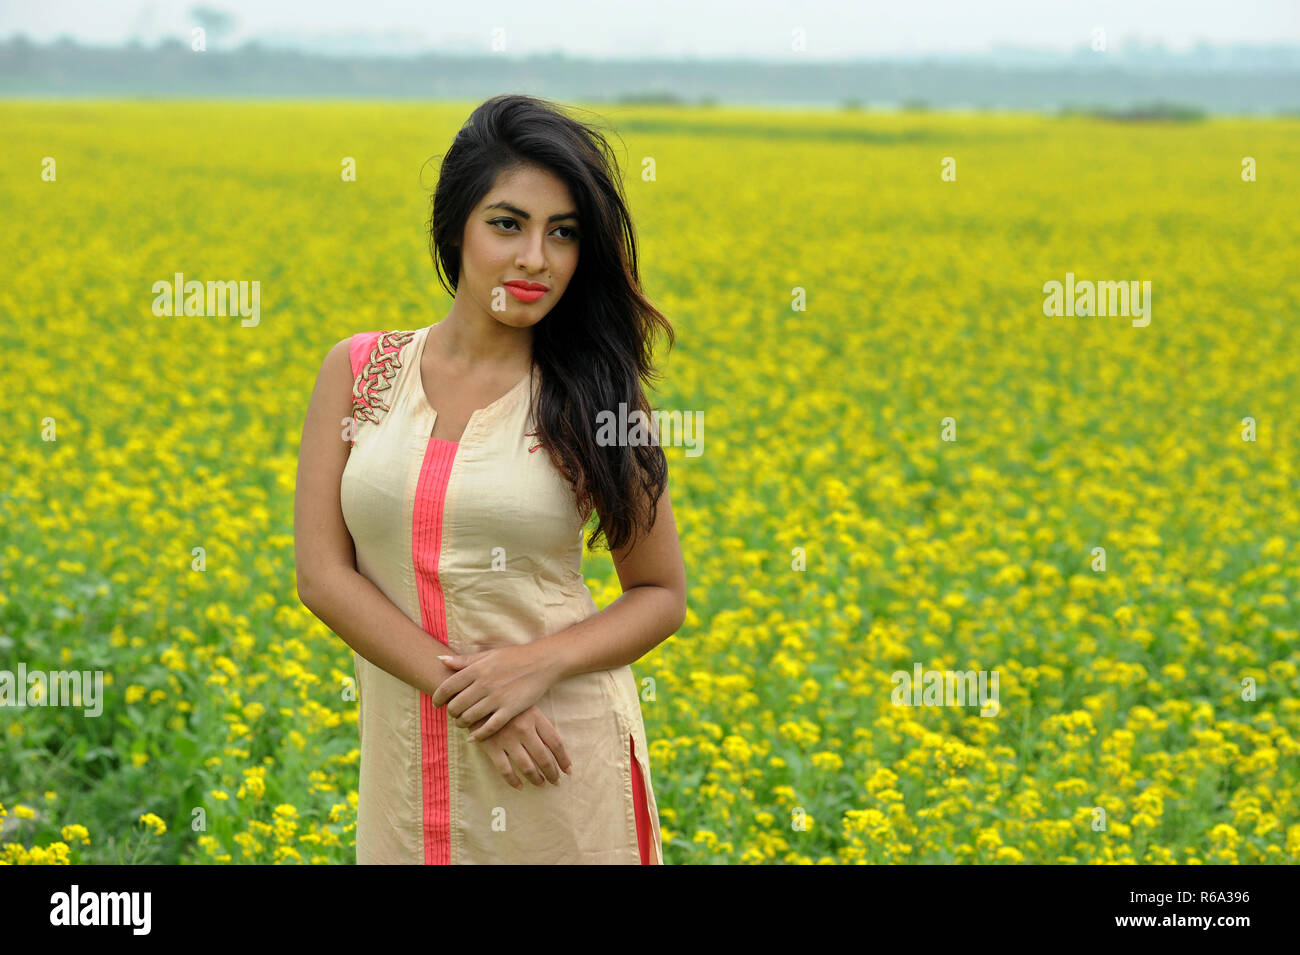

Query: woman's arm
543 480 688 678
293 337 457 699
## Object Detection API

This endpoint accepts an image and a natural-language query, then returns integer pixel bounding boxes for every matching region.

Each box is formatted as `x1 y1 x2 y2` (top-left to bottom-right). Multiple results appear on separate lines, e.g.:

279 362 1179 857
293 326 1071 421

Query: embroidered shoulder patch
352 329 415 426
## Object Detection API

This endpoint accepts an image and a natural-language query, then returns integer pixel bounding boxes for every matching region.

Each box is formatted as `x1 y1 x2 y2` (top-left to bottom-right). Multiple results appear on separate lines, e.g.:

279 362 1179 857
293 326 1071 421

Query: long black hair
426 93 674 555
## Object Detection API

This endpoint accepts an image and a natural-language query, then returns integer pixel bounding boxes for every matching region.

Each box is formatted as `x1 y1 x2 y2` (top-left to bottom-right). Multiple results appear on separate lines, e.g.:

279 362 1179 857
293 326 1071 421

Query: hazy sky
3 0 1297 57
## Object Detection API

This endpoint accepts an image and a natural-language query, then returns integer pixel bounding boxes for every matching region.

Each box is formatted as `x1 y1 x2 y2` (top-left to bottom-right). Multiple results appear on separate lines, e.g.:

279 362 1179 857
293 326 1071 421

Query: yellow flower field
1 102 1297 864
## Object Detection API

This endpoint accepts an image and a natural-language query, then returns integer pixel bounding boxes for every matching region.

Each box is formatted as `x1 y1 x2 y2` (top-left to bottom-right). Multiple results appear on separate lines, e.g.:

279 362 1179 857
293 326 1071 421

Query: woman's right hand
465 704 573 789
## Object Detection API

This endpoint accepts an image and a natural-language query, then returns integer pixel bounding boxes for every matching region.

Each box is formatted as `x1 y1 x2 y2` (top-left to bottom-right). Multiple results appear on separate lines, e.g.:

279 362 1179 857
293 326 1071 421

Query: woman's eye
490 218 578 241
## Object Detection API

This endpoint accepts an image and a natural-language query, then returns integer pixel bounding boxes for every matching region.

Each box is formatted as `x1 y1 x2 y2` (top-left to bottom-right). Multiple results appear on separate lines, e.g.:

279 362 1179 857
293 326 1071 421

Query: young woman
294 94 686 864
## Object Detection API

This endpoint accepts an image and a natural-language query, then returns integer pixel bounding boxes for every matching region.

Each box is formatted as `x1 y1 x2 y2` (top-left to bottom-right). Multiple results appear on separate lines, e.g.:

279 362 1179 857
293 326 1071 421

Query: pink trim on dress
348 331 384 380
349 330 414 437
414 438 458 864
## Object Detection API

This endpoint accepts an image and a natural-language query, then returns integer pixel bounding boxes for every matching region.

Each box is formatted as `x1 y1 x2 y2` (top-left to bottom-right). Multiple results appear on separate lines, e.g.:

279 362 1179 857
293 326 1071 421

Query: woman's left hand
431 643 562 742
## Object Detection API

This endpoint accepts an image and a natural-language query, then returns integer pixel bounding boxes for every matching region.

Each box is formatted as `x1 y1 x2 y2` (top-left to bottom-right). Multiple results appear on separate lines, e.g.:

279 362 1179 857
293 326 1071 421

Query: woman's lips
504 284 546 303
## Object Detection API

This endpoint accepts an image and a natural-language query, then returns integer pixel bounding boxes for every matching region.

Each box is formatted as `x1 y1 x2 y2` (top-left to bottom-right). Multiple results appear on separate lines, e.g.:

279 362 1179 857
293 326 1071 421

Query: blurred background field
1 101 1297 863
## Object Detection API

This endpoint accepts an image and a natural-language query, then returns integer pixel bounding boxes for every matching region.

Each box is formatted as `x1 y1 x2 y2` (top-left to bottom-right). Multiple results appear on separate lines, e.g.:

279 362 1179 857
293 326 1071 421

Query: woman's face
458 163 581 328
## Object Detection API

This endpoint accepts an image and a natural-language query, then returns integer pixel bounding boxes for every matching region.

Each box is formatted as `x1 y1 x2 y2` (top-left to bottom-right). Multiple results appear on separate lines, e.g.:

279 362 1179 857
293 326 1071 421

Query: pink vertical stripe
414 437 459 864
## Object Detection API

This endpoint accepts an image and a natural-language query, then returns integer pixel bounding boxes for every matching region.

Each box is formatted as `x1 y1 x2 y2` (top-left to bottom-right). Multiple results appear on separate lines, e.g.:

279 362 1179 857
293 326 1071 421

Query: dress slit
630 733 652 865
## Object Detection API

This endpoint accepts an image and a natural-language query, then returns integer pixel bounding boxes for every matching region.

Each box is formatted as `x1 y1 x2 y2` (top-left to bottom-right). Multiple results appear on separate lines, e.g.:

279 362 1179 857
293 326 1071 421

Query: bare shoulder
300 337 358 436
323 337 355 392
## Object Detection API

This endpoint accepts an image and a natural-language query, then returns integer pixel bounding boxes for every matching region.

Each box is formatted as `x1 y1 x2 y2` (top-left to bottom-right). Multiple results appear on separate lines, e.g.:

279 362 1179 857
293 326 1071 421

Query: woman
294 94 686 864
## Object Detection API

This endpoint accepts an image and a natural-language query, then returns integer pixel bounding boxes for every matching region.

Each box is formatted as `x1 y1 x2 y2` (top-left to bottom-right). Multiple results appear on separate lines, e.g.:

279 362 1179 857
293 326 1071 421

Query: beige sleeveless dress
338 325 663 864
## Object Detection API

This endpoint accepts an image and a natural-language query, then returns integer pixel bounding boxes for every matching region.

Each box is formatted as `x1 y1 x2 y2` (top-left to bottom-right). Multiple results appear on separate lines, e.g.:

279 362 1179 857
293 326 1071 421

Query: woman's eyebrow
484 200 580 223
